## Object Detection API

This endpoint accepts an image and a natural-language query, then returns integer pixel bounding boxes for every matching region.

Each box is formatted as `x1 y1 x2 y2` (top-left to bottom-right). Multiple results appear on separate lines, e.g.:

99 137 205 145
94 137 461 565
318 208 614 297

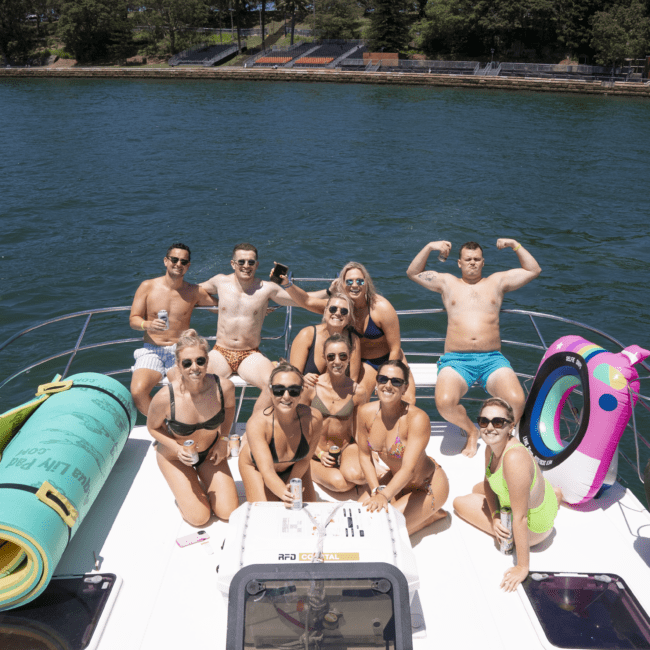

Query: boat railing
1 285 649 489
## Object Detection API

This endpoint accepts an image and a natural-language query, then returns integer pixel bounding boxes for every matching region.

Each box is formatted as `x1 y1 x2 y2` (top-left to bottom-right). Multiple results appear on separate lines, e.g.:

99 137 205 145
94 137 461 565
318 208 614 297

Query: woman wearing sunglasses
239 361 322 507
302 334 367 492
290 293 361 388
147 329 238 526
453 398 562 592
282 262 413 404
356 360 449 535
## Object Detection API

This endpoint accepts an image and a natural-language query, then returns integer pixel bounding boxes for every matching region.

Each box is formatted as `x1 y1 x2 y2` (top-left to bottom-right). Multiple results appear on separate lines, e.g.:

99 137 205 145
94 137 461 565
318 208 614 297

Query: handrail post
62 313 93 379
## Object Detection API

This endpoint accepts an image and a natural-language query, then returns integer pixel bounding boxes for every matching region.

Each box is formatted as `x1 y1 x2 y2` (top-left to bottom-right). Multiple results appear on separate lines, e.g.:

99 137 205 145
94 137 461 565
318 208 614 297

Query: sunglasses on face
326 352 349 362
235 259 256 266
271 384 302 398
477 416 512 429
377 374 406 388
328 306 349 316
181 356 207 369
167 256 190 266
345 279 365 286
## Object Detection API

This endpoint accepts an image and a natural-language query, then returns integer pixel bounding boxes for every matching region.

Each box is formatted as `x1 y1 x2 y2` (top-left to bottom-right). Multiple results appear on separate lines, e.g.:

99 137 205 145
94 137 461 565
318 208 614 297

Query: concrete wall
1 67 649 98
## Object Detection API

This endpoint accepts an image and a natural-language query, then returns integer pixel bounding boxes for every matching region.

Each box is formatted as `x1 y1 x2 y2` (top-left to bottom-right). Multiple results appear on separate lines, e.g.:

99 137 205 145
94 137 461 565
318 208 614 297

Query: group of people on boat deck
131 239 562 591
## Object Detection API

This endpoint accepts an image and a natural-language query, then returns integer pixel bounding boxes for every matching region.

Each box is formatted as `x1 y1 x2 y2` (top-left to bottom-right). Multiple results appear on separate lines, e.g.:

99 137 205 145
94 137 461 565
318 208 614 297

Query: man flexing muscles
406 239 541 457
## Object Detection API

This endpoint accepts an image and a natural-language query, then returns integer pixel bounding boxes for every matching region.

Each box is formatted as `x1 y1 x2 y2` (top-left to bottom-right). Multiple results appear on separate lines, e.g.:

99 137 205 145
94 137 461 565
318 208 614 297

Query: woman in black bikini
290 292 361 387
357 360 449 536
303 334 367 492
147 329 238 525
239 361 322 507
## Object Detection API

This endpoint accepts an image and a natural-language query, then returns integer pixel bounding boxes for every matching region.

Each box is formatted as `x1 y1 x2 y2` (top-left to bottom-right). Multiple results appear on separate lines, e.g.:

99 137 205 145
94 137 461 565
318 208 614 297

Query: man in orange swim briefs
200 243 298 393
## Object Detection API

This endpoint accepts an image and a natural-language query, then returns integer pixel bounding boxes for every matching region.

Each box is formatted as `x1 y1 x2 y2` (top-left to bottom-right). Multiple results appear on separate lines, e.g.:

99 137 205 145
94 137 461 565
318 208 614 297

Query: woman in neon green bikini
454 397 563 592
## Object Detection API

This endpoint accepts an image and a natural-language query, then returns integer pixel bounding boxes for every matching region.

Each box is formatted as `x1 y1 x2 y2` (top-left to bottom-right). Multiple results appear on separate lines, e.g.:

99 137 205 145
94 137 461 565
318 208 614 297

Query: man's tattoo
420 271 436 283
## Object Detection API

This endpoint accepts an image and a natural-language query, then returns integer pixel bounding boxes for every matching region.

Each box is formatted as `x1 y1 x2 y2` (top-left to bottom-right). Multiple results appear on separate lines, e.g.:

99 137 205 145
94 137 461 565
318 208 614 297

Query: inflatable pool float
519 336 649 505
0 373 136 611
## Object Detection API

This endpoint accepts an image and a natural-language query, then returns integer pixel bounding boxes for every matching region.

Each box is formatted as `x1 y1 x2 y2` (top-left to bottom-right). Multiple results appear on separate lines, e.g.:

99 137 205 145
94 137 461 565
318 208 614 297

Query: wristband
141 320 146 330
220 436 229 442
317 450 323 460
513 243 521 252
325 288 332 297
281 279 294 288
492 509 501 519
371 485 387 496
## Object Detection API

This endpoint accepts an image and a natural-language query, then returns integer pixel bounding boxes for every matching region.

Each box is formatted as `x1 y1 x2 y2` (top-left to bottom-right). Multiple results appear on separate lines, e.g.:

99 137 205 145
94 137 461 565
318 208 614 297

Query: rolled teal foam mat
0 373 136 610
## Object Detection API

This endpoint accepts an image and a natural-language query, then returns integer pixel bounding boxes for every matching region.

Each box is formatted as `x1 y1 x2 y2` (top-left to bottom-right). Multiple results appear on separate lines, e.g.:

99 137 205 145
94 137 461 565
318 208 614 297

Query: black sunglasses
181 356 207 369
477 416 512 429
328 306 349 316
326 352 349 362
271 384 302 397
235 259 256 266
168 256 190 266
345 278 365 286
377 374 406 388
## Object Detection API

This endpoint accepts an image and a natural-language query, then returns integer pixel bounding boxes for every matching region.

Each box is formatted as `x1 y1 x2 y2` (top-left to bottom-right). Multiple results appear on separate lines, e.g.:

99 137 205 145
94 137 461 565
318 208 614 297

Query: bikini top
165 375 225 436
485 443 538 508
303 326 321 375
355 313 384 340
366 403 407 460
311 385 355 420
251 410 311 468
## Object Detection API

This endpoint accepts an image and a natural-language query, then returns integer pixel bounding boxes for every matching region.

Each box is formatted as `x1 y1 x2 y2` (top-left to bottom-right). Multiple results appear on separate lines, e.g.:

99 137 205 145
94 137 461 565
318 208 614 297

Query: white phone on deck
176 530 210 547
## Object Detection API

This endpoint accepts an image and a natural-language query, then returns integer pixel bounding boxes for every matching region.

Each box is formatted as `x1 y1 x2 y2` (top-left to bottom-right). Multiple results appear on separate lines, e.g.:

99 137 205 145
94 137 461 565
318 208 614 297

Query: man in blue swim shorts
407 238 541 458
129 243 217 415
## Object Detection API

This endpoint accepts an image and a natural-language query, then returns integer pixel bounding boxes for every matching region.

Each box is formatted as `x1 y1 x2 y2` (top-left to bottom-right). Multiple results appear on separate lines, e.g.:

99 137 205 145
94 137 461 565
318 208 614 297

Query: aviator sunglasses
345 279 365 286
377 374 406 388
326 352 349 362
235 259 257 266
167 256 190 266
271 384 302 397
181 356 207 369
328 306 349 316
477 416 512 429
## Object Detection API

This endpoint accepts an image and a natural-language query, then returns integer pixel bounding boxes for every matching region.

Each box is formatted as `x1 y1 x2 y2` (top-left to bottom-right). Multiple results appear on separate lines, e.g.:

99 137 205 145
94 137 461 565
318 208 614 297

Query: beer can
229 433 240 457
500 507 514 555
158 310 169 330
290 478 302 510
329 445 341 467
183 440 199 465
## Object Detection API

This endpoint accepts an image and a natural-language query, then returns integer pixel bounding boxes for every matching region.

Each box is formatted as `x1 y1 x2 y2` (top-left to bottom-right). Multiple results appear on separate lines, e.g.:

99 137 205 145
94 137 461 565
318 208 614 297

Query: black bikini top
165 375 225 436
251 410 310 467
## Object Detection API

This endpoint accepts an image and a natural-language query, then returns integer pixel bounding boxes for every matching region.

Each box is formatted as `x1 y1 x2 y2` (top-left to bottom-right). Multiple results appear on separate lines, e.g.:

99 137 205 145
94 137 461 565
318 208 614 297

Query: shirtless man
130 243 217 415
406 239 541 458
199 243 297 392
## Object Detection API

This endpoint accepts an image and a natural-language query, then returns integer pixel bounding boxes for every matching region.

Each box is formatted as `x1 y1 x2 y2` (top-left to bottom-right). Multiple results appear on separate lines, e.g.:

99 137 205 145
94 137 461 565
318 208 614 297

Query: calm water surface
1 78 649 491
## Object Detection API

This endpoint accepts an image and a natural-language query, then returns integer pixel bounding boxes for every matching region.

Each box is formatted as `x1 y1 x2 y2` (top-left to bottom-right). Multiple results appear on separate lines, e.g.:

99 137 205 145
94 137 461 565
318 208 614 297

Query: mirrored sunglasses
326 352 349 362
345 279 365 286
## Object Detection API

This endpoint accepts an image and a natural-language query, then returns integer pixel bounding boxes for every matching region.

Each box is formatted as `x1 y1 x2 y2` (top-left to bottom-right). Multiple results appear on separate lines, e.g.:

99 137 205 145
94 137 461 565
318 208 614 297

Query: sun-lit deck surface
51 420 650 649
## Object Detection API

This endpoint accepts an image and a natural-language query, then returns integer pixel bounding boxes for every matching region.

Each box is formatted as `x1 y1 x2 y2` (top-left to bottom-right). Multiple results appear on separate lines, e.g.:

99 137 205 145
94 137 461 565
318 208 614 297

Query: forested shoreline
1 0 648 68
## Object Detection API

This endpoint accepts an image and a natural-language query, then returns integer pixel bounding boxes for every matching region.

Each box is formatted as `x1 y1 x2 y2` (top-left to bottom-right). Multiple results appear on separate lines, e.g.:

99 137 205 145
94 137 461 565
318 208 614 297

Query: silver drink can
229 433 240 457
290 478 302 510
329 445 341 467
438 252 448 262
158 309 169 330
500 507 514 555
183 440 199 465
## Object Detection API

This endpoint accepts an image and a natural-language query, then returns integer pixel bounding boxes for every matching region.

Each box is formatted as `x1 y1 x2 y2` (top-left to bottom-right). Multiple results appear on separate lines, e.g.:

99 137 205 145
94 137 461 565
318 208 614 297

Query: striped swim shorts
133 343 177 376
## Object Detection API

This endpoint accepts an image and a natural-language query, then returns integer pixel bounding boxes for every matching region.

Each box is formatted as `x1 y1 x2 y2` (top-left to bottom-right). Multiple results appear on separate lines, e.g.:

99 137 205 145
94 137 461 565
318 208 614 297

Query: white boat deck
53 421 650 650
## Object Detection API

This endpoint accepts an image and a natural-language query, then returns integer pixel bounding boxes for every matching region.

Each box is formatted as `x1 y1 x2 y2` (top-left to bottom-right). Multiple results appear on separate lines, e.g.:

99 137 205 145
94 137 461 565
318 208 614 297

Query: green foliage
0 0 34 61
590 0 650 65
412 0 473 56
315 0 362 39
57 0 133 62
366 0 410 52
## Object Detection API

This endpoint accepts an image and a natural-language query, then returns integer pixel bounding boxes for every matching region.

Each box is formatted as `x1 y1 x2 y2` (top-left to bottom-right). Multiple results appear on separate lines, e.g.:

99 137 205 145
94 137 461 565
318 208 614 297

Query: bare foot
431 508 449 523
461 433 478 458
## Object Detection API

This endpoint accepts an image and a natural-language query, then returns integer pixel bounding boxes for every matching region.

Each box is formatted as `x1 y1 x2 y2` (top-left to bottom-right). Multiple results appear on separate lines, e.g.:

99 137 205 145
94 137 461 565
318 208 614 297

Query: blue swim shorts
437 351 512 389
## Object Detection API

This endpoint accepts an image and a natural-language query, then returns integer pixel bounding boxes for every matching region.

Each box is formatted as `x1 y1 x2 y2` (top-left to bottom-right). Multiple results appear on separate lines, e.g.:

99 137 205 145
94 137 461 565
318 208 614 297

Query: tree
58 0 133 62
135 0 209 54
0 0 34 62
277 0 307 45
314 0 362 39
590 0 650 65
366 0 410 52
412 0 474 56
